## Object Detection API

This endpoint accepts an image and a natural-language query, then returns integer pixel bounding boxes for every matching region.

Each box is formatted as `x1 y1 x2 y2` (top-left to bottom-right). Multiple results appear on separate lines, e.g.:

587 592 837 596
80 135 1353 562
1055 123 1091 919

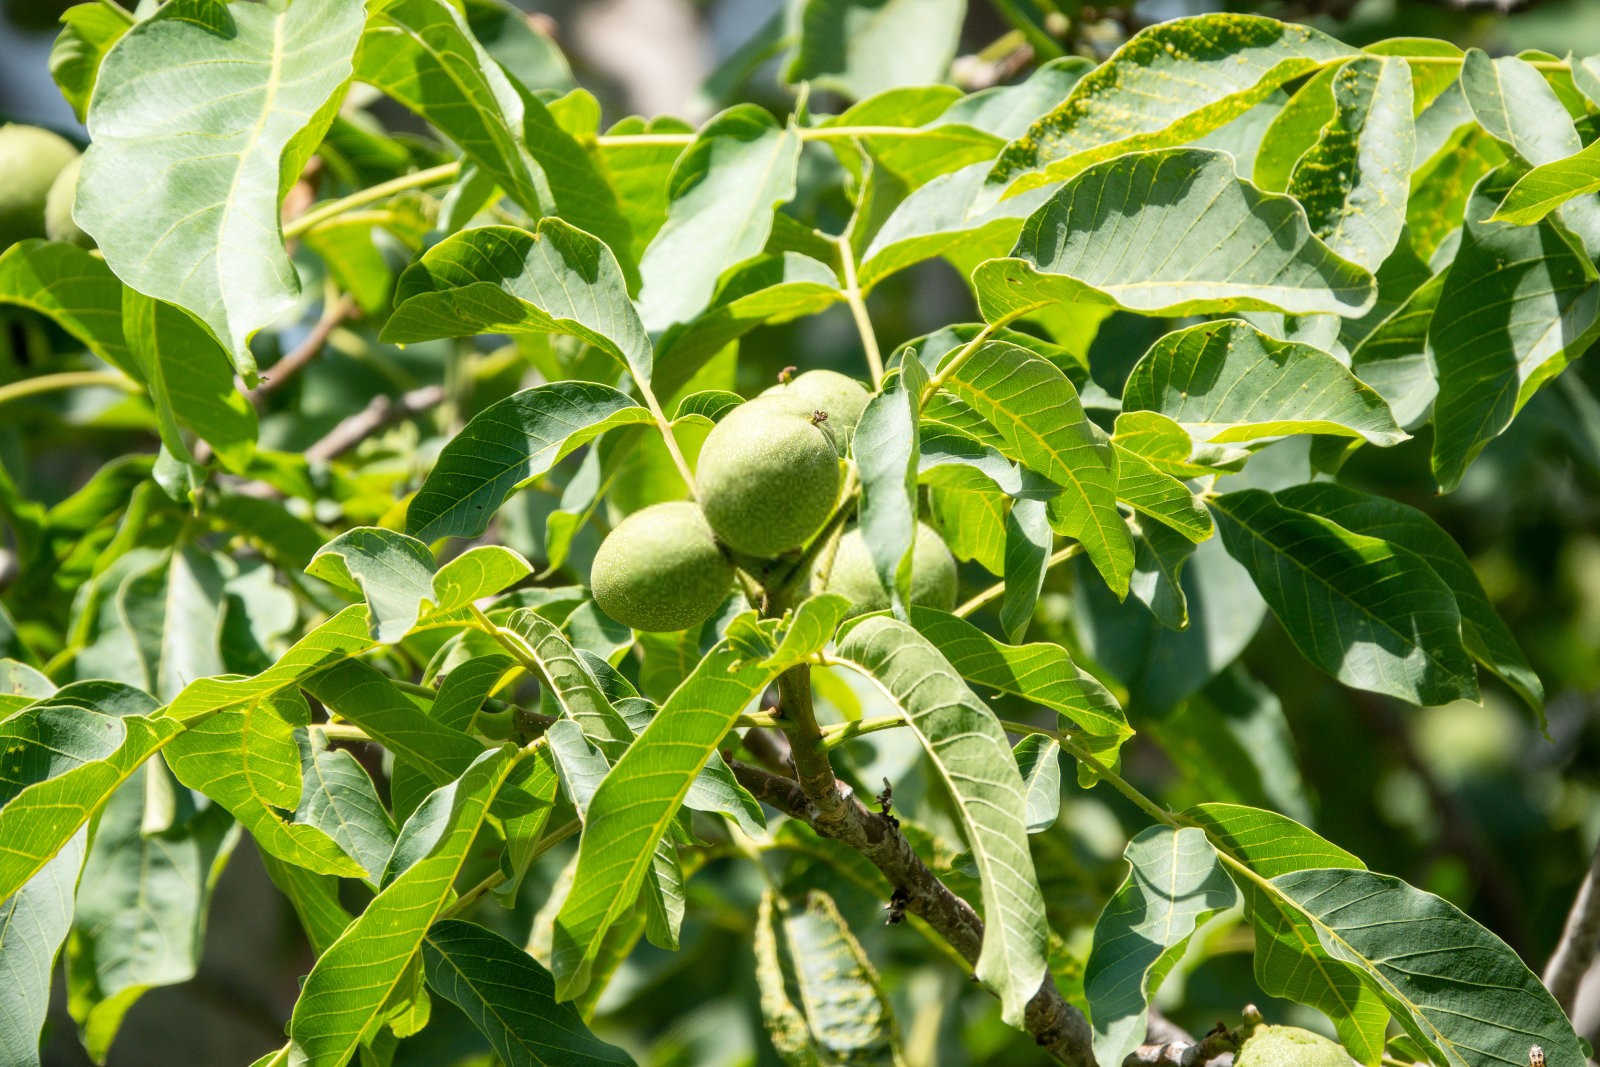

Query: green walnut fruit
821 522 957 616
590 501 734 632
0 124 79 248
44 156 92 248
1235 1026 1351 1067
755 369 871 455
696 403 841 557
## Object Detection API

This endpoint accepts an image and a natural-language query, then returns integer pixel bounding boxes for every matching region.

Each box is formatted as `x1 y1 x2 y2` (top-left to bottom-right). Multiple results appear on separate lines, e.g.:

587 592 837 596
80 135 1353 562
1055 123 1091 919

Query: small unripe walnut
0 124 79 247
696 402 841 558
821 523 957 616
754 369 871 456
590 501 734 632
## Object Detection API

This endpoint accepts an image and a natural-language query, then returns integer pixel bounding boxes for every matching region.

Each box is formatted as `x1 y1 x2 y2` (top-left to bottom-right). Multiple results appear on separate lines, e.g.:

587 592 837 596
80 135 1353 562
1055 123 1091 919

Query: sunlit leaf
78 0 364 374
0 829 85 1067
165 689 366 879
553 635 781 1000
982 14 1352 200
908 607 1132 775
977 149 1374 323
836 615 1048 1026
383 220 652 384
1286 56 1414 272
934 340 1131 596
784 0 964 101
636 106 801 331
1084 825 1237 1066
405 381 653 542
287 748 516 1065
1123 320 1406 447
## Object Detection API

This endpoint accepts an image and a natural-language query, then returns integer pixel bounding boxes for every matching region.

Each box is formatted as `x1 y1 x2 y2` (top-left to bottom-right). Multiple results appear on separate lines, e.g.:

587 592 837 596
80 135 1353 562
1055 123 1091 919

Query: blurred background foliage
3 0 1599 1064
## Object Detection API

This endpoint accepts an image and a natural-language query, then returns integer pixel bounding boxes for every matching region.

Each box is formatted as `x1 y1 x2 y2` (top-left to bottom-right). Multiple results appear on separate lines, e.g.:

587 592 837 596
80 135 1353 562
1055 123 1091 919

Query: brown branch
734 665 1098 1067
1545 837 1600 1012
304 383 445 463
248 295 356 406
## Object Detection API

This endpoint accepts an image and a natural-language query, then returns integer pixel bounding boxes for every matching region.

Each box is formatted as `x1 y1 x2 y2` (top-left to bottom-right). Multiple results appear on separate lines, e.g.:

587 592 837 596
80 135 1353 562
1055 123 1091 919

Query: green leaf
941 57 1096 141
999 498 1051 642
0 828 85 1067
384 220 653 384
784 0 964 101
981 14 1353 200
49 2 128 123
67 763 236 1061
753 889 904 1066
1210 489 1478 706
595 116 692 270
1112 447 1212 544
652 254 841 399
545 720 685 952
0 660 54 717
1463 50 1583 172
1186 802 1387 1065
421 920 634 1066
1253 65 1340 194
500 608 635 757
164 689 367 879
1272 868 1586 1067
0 702 177 902
1276 482 1542 715
287 748 516 1066
1285 56 1414 272
405 381 653 542
978 149 1374 322
466 0 574 95
78 0 364 374
166 606 374 722
305 661 486 788
295 732 398 884
936 341 1132 595
854 355 925 614
120 292 257 468
357 0 545 217
820 88 1002 196
0 240 136 378
306 528 437 644
1460 50 1600 253
836 615 1048 1026
1123 320 1406 447
1428 172 1600 490
1084 825 1238 1066
79 546 228 703
636 106 801 331
1490 139 1600 226
1157 669 1312 822
859 161 1053 289
309 529 529 643
908 607 1132 776
552 637 781 1000
1013 734 1061 833
1348 263 1445 428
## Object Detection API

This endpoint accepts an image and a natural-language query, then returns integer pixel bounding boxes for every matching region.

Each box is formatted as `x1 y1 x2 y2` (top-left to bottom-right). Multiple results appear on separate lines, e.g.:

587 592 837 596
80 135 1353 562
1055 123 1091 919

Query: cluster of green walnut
590 370 958 632
0 124 93 249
